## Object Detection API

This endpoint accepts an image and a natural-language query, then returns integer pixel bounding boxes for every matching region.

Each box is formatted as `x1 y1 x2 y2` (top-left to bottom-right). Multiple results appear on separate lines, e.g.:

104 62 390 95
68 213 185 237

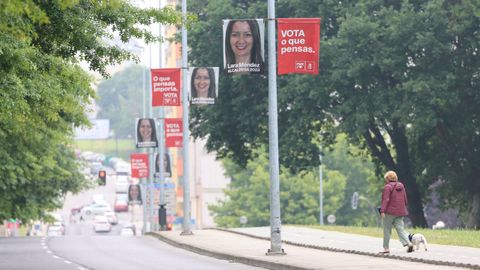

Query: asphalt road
1 170 263 270
1 222 264 270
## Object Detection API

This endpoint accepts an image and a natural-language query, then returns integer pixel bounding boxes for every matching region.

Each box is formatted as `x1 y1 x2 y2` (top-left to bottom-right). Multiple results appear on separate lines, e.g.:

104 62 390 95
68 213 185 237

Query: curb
213 228 480 270
147 232 311 270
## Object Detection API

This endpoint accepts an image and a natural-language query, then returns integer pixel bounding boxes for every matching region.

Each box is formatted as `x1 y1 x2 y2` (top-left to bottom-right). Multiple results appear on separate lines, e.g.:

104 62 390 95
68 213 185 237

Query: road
0 170 264 270
0 223 264 270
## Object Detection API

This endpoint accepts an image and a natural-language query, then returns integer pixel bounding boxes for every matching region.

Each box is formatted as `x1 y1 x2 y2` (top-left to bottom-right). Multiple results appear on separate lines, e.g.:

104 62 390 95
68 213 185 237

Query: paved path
150 226 480 270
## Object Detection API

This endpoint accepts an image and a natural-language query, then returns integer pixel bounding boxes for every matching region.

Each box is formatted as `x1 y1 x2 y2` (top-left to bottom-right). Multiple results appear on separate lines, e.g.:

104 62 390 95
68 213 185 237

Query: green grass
300 225 480 248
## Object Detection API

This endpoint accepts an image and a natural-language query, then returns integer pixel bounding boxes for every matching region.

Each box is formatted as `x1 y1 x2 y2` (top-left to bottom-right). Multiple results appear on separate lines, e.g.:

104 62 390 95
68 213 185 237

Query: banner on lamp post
130 153 149 178
151 68 181 106
165 118 183 148
277 18 321 75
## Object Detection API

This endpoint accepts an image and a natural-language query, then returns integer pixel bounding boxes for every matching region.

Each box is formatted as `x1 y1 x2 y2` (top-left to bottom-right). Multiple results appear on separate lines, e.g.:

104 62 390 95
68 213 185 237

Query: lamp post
319 146 324 225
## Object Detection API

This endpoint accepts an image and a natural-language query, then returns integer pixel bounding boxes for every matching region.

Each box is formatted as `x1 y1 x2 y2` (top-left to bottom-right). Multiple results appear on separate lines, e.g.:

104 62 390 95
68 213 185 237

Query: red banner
130 153 149 178
151 68 181 106
165 118 183 148
277 18 321 75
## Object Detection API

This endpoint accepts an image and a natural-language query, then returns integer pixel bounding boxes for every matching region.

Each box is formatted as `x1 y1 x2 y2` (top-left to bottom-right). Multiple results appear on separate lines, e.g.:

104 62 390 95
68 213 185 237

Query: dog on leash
408 233 428 251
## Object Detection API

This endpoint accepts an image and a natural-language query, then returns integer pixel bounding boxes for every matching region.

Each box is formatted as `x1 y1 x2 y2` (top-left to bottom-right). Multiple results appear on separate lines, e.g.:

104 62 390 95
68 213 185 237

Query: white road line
64 260 72 264
46 250 52 254
52 255 59 259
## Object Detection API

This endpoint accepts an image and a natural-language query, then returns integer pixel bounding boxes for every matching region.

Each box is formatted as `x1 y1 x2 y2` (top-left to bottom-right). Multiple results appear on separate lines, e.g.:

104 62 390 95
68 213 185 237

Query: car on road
82 203 112 216
114 193 128 212
47 224 64 236
93 215 111 233
120 223 135 236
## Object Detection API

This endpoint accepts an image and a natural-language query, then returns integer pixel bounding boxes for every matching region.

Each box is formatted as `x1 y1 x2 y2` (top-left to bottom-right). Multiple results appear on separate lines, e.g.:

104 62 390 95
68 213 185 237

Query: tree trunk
365 122 428 227
404 178 428 227
467 192 480 229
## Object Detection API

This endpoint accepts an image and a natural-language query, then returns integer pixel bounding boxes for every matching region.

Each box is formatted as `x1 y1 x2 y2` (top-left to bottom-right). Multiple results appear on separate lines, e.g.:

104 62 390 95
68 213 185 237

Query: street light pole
319 146 324 225
266 0 284 255
180 0 192 235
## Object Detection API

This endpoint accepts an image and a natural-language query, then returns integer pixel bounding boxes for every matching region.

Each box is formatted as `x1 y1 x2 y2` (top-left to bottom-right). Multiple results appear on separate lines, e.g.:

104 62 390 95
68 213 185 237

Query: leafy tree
323 134 378 226
97 65 148 139
209 148 325 227
0 0 183 222
209 137 376 227
187 0 480 227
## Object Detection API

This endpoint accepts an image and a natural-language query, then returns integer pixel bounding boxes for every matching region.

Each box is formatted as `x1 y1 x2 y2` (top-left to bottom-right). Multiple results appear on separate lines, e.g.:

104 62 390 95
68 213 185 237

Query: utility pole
180 0 192 235
319 146 324 225
266 0 285 255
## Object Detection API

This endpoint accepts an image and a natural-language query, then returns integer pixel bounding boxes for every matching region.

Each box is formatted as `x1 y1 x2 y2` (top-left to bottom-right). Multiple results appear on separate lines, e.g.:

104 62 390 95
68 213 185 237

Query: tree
187 0 480 227
209 148 328 227
209 137 376 227
97 65 148 139
0 0 183 222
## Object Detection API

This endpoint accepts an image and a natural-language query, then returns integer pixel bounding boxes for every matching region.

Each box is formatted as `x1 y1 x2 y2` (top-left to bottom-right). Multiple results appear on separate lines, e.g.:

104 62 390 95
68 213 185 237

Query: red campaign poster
165 118 183 148
277 18 321 75
130 153 149 178
151 68 181 106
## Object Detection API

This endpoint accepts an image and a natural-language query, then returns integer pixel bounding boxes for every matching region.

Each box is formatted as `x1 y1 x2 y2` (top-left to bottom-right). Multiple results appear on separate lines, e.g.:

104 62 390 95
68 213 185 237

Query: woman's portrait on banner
223 19 265 75
135 118 158 148
189 67 219 105
155 152 172 178
128 184 142 205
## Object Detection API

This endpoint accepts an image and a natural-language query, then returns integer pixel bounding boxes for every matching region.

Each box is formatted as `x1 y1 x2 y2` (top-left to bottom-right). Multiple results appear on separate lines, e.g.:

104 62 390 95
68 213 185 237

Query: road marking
64 260 72 264
47 250 52 254
52 255 59 259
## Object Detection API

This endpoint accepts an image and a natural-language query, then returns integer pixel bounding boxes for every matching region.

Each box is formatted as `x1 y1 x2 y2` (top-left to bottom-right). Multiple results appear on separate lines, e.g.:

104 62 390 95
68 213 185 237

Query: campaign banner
223 19 265 75
277 18 321 75
188 67 219 105
165 118 183 148
135 118 158 148
130 153 149 178
151 68 181 106
154 152 172 178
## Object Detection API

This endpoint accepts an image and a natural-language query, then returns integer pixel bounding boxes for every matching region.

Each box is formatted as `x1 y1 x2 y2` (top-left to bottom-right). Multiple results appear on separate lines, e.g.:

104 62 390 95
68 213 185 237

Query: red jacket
380 181 408 216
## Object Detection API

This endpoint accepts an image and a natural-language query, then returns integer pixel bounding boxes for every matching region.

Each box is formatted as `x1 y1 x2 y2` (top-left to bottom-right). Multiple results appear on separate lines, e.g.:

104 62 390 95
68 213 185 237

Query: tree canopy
0 0 183 222
187 0 480 227
210 135 378 227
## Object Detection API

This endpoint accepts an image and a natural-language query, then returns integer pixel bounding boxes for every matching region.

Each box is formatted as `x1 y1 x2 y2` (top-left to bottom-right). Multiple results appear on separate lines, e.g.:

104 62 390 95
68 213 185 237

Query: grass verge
301 224 480 248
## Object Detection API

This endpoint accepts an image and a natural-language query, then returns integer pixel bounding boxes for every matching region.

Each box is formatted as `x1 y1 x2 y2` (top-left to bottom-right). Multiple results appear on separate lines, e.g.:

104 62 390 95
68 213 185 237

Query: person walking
379 170 414 254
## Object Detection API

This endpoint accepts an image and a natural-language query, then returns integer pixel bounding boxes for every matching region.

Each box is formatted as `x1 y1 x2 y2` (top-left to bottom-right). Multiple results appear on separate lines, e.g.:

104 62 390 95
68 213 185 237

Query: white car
120 224 136 236
47 225 64 236
82 203 112 216
93 215 112 233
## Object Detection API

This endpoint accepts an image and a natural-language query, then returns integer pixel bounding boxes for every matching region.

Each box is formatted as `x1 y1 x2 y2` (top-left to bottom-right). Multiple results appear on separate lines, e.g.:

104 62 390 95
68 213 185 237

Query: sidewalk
150 226 480 270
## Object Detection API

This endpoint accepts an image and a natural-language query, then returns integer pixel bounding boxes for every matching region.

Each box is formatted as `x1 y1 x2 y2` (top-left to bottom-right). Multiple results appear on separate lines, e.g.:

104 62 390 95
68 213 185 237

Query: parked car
114 193 128 212
93 215 111 233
